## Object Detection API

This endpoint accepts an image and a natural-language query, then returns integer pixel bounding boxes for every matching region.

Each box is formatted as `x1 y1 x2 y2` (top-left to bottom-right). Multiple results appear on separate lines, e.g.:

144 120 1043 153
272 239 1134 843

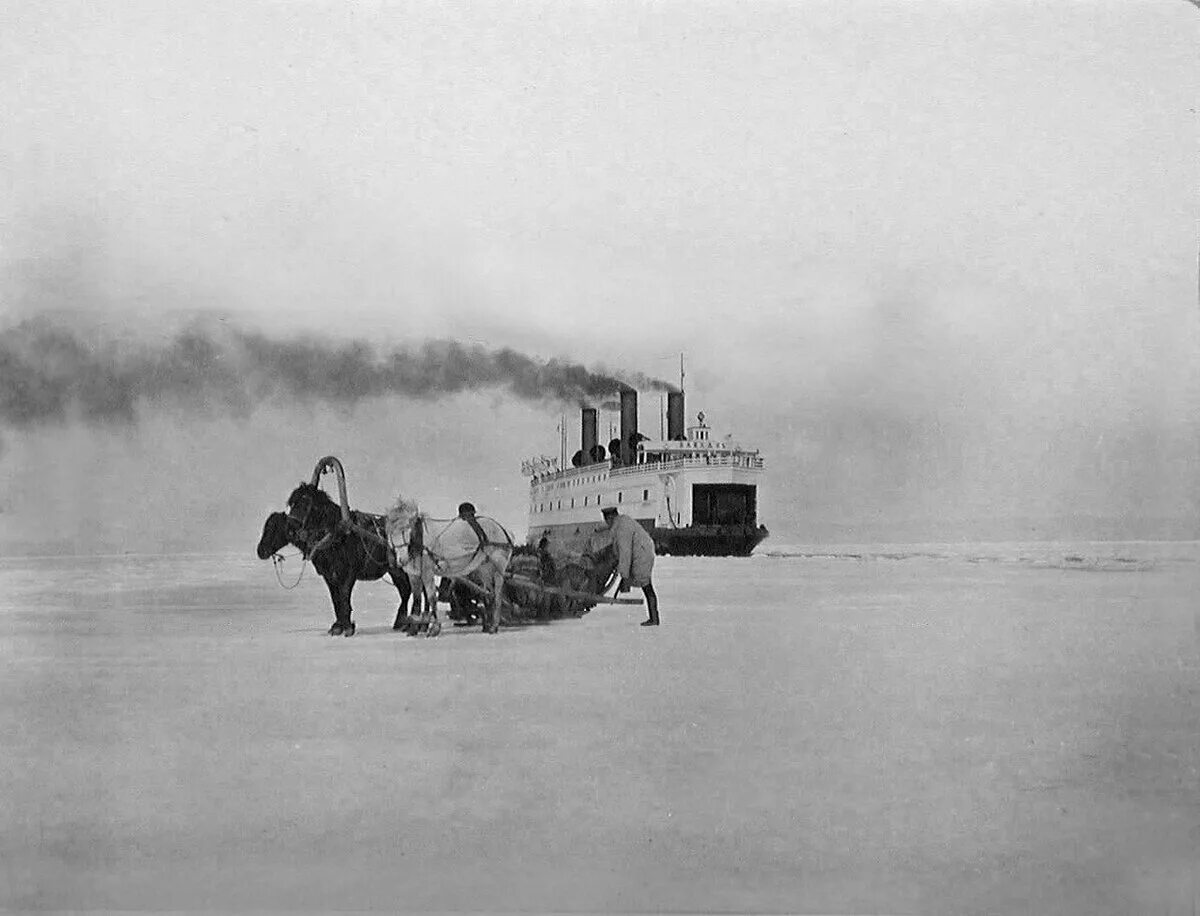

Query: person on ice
601 506 660 626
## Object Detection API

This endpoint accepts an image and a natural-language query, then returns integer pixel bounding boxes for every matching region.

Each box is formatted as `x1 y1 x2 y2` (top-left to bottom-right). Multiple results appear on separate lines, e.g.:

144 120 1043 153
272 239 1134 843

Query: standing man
600 506 660 626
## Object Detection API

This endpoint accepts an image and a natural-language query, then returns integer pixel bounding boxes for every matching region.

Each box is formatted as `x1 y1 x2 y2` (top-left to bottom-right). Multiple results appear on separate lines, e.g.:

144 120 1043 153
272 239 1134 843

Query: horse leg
426 575 442 637
421 572 439 636
406 572 432 636
404 574 422 635
339 577 357 637
323 576 345 636
390 569 412 631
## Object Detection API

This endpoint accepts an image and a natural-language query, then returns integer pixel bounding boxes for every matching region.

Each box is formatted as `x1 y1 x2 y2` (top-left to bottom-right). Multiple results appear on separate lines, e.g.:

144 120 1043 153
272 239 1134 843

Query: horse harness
291 490 509 569
288 495 384 562
404 512 513 569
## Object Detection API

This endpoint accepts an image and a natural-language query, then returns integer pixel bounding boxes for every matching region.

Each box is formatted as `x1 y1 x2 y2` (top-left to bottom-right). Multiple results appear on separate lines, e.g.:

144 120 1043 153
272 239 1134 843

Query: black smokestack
581 407 597 465
667 390 685 441
619 388 638 466
0 317 675 433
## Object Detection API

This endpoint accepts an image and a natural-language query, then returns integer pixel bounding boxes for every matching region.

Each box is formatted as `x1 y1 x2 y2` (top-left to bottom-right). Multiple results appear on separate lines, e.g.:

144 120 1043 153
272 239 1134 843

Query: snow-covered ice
2 544 1198 914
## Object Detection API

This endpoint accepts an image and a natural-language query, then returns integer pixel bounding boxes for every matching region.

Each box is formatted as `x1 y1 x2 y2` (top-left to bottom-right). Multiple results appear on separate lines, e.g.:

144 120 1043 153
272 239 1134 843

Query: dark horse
256 482 411 636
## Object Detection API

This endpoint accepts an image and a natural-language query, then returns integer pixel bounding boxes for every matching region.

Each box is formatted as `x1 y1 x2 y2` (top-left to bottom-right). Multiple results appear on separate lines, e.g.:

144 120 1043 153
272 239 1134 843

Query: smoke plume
0 317 674 433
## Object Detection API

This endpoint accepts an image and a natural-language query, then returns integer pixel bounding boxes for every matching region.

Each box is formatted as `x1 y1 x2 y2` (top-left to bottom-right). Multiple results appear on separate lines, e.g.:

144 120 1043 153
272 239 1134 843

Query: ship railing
531 453 765 483
611 454 765 477
530 459 613 483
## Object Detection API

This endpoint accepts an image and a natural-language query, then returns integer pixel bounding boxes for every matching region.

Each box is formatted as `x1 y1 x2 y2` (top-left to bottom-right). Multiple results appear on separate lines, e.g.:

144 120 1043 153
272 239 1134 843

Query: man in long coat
601 506 660 626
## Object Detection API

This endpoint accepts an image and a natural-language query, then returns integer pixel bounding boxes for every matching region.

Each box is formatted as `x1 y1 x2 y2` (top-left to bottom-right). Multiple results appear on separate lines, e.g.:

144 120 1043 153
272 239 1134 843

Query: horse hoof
328 623 345 636
428 621 442 637
343 623 356 637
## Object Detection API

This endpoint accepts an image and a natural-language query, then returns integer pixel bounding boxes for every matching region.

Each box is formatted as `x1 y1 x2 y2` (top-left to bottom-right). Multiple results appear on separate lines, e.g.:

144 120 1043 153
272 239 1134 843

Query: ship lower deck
528 519 768 558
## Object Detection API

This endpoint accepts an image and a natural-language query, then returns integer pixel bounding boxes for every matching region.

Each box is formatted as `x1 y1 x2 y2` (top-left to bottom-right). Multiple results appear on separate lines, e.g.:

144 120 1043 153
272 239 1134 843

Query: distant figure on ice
601 506 660 626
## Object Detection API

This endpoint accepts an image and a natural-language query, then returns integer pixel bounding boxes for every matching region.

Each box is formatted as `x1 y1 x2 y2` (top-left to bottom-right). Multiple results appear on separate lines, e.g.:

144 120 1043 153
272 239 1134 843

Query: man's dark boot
641 592 659 626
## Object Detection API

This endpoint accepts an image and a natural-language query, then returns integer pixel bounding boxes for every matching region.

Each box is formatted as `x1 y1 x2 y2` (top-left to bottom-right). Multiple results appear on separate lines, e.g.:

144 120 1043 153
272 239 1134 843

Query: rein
288 493 341 560
268 511 389 592
271 551 307 589
301 529 336 558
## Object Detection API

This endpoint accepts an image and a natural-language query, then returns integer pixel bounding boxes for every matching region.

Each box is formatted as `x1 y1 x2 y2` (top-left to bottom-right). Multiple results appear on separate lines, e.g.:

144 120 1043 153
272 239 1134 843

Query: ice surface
2 545 1198 914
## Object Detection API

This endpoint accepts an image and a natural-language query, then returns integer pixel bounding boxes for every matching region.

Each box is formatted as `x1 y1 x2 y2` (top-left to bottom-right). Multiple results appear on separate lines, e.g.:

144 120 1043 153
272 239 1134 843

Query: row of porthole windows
541 473 606 496
534 489 651 513
571 474 604 487
547 474 606 492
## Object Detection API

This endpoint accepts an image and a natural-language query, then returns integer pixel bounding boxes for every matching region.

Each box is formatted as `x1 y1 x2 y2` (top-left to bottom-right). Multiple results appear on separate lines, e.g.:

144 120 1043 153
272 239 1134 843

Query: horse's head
256 511 294 559
285 482 339 532
385 496 423 560
385 495 420 534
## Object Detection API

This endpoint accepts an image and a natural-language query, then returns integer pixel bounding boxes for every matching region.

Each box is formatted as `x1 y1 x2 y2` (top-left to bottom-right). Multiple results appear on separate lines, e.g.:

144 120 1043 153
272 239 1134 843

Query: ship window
557 500 561 510
584 496 589 505
617 492 622 503
643 489 649 500
571 498 575 508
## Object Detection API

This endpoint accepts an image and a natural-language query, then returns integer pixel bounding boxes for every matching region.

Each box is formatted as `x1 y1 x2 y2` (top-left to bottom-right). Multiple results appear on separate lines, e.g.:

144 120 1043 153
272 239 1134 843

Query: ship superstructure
525 387 768 556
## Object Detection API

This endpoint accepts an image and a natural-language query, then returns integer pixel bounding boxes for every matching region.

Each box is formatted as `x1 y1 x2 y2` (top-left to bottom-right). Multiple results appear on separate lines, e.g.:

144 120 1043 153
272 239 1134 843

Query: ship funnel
580 408 597 465
619 388 638 466
667 390 685 441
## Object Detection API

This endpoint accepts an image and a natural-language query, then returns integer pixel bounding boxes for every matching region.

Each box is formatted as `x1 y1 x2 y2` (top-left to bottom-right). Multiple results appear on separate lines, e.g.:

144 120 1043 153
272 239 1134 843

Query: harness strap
304 530 335 558
407 515 424 561
463 514 489 552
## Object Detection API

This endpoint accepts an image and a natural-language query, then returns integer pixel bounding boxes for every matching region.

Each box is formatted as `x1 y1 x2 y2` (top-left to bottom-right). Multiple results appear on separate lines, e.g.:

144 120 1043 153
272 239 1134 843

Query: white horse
385 498 514 636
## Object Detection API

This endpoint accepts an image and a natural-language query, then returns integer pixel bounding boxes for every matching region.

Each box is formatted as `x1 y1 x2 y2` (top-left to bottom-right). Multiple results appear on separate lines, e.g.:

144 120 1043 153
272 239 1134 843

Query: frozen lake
2 543 1198 914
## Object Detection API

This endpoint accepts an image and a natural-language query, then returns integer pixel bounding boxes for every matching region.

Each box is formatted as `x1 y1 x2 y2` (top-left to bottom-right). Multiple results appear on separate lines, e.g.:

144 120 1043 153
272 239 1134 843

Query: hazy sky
2 0 1198 551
